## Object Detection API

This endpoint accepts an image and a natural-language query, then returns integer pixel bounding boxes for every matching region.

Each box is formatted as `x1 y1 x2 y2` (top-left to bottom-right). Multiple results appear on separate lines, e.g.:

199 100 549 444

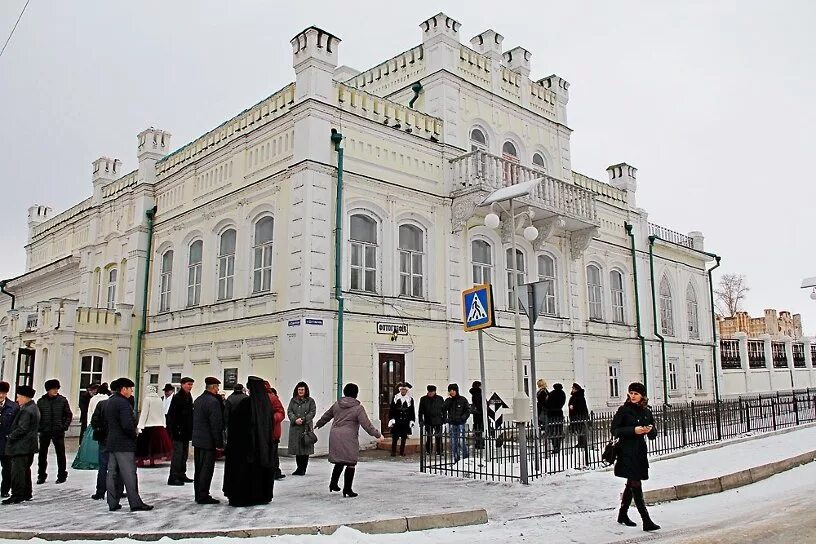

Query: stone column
735 332 750 393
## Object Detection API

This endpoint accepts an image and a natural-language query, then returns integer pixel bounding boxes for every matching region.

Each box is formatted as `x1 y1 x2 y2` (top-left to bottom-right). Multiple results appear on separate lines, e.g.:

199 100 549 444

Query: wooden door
15 349 35 393
378 353 405 435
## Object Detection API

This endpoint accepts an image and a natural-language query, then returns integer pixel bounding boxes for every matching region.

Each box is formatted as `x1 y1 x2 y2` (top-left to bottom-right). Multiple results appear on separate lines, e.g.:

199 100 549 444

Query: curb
643 448 816 504
0 508 488 541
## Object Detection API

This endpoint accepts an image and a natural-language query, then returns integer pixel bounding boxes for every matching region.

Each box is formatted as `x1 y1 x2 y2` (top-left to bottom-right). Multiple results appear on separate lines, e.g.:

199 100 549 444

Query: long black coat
388 395 415 437
611 401 657 480
104 394 138 453
0 399 19 454
36 394 73 436
167 389 193 441
418 394 444 426
192 390 224 450
5 400 40 456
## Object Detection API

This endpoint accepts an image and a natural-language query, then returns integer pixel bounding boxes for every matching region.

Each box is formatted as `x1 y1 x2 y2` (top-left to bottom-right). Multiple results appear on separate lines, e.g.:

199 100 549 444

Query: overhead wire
0 0 31 61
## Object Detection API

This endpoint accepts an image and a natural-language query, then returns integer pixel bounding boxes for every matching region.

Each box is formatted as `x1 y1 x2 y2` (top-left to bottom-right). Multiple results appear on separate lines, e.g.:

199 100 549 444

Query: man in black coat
104 378 152 512
469 381 484 450
89 383 112 500
544 382 566 454
2 385 38 504
443 383 470 462
36 379 73 484
418 385 444 455
191 377 224 504
0 381 19 498
223 384 247 441
166 377 194 486
78 383 98 445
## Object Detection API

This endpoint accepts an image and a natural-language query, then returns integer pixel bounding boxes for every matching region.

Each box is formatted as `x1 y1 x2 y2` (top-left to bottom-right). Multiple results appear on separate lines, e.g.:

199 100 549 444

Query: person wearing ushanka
36 379 73 485
611 382 659 532
0 381 19 498
387 382 415 457
191 377 224 504
166 377 194 486
2 384 37 504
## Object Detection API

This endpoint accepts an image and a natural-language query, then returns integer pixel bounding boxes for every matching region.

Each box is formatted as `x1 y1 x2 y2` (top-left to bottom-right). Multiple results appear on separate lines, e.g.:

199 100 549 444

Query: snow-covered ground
2 425 814 543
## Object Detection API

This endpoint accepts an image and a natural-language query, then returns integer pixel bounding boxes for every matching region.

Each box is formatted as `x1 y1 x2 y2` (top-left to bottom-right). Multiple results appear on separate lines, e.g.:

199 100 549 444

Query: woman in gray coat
287 381 316 476
314 383 381 498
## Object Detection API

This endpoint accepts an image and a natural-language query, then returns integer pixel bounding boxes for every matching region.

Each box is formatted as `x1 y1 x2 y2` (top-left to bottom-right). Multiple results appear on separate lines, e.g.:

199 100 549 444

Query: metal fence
419 388 816 482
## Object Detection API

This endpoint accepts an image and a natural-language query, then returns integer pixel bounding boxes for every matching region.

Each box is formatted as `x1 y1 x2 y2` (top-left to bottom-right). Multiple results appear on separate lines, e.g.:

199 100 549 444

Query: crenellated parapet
336 83 443 139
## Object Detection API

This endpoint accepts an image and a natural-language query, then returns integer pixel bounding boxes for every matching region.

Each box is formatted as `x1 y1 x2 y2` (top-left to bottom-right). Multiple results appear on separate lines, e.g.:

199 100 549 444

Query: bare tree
714 274 750 317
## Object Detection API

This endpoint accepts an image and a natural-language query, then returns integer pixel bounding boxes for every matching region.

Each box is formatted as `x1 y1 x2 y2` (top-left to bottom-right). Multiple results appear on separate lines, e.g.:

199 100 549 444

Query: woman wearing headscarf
222 376 275 507
287 381 316 475
611 382 659 532
314 383 381 497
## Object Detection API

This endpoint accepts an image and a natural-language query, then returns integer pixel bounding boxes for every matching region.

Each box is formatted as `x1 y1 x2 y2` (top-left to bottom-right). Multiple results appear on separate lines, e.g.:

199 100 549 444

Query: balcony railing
793 343 806 368
748 340 766 369
450 150 597 225
772 342 788 368
720 339 741 369
648 223 693 248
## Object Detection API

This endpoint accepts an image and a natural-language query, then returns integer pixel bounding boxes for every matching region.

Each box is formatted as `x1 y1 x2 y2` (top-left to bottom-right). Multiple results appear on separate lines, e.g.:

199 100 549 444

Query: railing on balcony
772 342 788 368
648 223 693 248
793 343 807 368
24 314 38 332
450 150 597 224
720 339 741 369
748 340 766 369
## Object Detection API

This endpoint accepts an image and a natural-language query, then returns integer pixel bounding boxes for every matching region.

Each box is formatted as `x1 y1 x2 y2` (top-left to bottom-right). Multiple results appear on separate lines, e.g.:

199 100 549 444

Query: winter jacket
88 392 108 419
418 394 444 426
137 394 166 431
166 389 194 442
470 387 483 417
104 393 138 452
388 394 415 437
79 390 92 426
544 386 566 421
192 390 224 450
287 396 317 456
267 392 285 442
5 400 39 456
0 399 19 455
223 390 247 432
36 393 73 436
568 388 590 433
90 398 109 446
443 394 470 425
536 388 549 419
315 397 381 465
611 401 657 481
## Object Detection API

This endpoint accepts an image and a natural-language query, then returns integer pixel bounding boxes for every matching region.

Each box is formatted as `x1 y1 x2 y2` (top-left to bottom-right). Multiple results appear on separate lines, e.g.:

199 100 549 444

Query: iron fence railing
720 339 741 369
793 343 806 368
748 340 766 368
772 342 788 368
420 388 816 482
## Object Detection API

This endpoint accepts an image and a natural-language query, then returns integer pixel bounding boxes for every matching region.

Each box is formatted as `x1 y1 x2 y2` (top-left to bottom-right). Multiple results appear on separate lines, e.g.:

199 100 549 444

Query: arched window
502 141 518 158
187 240 203 307
659 276 674 336
252 216 274 293
502 141 519 185
610 270 625 324
506 248 525 309
80 353 104 394
159 250 173 312
470 128 487 152
217 229 236 301
587 264 603 321
350 214 377 293
686 283 699 339
532 153 547 172
398 224 424 298
472 240 493 285
537 254 557 316
106 268 117 310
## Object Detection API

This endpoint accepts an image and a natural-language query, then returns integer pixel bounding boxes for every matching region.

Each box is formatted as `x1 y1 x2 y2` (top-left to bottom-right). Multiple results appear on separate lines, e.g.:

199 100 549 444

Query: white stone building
1 14 737 443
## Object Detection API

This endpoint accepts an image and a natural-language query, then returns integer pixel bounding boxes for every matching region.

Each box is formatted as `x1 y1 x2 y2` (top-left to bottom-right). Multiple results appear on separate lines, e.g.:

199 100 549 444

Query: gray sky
1 1 814 332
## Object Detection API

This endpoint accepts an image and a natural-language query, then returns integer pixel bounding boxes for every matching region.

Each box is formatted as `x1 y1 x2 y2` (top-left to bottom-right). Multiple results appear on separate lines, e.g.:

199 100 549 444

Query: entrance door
378 353 405 435
16 349 35 393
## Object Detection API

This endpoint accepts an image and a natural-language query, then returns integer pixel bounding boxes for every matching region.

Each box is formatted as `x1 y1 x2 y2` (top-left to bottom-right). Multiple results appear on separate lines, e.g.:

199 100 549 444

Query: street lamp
480 179 541 484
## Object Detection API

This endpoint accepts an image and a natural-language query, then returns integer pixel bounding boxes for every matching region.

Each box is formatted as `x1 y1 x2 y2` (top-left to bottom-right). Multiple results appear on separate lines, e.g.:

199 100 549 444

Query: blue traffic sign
462 284 495 332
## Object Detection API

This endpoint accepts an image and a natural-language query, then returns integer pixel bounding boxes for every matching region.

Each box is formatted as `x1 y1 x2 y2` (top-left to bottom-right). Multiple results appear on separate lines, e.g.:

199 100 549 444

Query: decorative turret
421 13 461 72
470 29 503 59
27 204 52 239
91 157 121 203
137 127 171 185
607 162 638 208
503 46 531 77
291 26 341 102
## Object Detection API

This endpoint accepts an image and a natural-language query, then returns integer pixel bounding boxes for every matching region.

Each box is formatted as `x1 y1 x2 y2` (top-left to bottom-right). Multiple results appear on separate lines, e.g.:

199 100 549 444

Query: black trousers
170 440 190 481
0 455 11 495
271 439 281 479
10 454 34 500
96 449 109 497
107 452 144 509
423 425 443 455
391 433 407 455
295 455 309 472
473 416 485 449
38 433 67 480
193 448 216 501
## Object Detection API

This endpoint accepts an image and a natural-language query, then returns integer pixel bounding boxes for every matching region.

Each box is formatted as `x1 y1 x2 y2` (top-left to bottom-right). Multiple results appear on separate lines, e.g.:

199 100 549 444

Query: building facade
1 14 728 444
718 309 803 340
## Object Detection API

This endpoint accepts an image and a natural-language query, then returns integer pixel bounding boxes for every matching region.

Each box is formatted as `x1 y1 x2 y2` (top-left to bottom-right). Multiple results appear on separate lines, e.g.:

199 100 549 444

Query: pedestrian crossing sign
462 284 495 332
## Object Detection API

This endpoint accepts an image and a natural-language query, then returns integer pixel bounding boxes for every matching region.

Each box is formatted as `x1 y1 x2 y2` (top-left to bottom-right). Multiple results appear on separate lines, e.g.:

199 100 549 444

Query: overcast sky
1 1 813 333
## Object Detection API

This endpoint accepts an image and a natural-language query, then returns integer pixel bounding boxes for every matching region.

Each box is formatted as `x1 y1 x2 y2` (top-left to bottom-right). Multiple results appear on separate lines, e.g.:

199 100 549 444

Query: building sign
305 318 323 325
376 322 408 336
462 284 495 332
288 319 301 327
223 368 239 389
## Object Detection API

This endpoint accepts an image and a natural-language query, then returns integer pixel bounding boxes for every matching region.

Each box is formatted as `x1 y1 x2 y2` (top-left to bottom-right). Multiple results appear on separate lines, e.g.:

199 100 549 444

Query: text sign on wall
377 322 408 336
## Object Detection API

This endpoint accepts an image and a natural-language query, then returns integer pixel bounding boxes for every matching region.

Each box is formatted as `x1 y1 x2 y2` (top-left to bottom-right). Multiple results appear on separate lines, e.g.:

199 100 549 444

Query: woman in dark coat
611 382 659 532
314 383 381 497
544 383 566 453
287 382 317 475
568 383 590 465
222 376 275 507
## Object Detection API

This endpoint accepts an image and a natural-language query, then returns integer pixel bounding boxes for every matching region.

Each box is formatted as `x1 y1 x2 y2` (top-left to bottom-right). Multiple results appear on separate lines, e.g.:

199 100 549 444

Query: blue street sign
462 284 495 332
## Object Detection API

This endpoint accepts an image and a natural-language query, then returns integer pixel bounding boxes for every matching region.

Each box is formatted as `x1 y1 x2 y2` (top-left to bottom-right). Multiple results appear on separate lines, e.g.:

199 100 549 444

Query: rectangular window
80 355 104 391
687 301 699 339
608 361 620 399
587 266 604 321
350 242 377 292
668 358 678 392
160 273 171 311
170 372 182 392
25 314 38 331
399 250 424 298
253 243 273 293
149 373 159 385
218 253 235 300
506 249 525 310
187 263 202 307
106 269 117 310
694 361 704 391
15 349 35 390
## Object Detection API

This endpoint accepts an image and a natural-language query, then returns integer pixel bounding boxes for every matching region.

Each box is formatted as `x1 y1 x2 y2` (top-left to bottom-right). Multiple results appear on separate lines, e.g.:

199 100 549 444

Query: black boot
342 466 357 497
617 485 637 527
399 437 406 457
329 463 343 492
632 487 660 531
391 435 398 457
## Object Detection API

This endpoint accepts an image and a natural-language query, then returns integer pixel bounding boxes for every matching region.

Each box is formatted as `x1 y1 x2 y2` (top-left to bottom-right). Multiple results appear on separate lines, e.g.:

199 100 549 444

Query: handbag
301 428 318 447
601 437 619 466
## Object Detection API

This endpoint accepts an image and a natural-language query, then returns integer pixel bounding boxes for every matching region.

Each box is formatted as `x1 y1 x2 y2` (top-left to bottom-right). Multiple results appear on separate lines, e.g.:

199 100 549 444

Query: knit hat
426 384 437 392
17 385 35 398
447 383 459 393
0 381 9 393
628 382 647 396
343 383 359 398
44 379 61 390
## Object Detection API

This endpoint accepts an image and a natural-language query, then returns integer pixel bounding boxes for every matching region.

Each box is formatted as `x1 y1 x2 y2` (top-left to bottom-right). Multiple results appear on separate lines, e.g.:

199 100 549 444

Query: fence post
745 400 751 433
680 408 687 447
715 399 722 440
771 398 777 430
793 395 800 426
419 424 425 472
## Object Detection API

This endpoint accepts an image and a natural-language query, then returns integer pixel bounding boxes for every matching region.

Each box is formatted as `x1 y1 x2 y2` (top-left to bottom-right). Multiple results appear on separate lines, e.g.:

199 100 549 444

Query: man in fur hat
191 377 223 504
36 379 72 484
2 385 39 504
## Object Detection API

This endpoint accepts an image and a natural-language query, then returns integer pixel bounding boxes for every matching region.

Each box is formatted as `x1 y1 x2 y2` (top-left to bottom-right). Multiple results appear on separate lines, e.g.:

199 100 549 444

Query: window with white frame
80 354 103 391
502 141 519 185
217 229 236 301
106 268 117 310
398 224 424 298
686 283 699 339
252 216 274 293
506 248 525 309
350 214 377 293
610 270 625 324
187 240 203 307
93 268 102 307
532 152 547 172
537 254 557 316
659 276 675 336
587 264 604 321
159 250 173 312
472 240 493 285
470 128 487 152
695 360 704 391
668 358 679 392
608 361 621 398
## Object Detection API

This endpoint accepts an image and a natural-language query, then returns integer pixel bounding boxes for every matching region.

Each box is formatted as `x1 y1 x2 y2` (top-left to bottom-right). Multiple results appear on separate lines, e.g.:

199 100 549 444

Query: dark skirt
136 426 173 466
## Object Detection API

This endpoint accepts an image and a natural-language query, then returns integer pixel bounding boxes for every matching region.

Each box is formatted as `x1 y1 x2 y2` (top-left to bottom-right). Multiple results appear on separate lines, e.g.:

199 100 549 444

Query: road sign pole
477 329 491 462
527 283 540 473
